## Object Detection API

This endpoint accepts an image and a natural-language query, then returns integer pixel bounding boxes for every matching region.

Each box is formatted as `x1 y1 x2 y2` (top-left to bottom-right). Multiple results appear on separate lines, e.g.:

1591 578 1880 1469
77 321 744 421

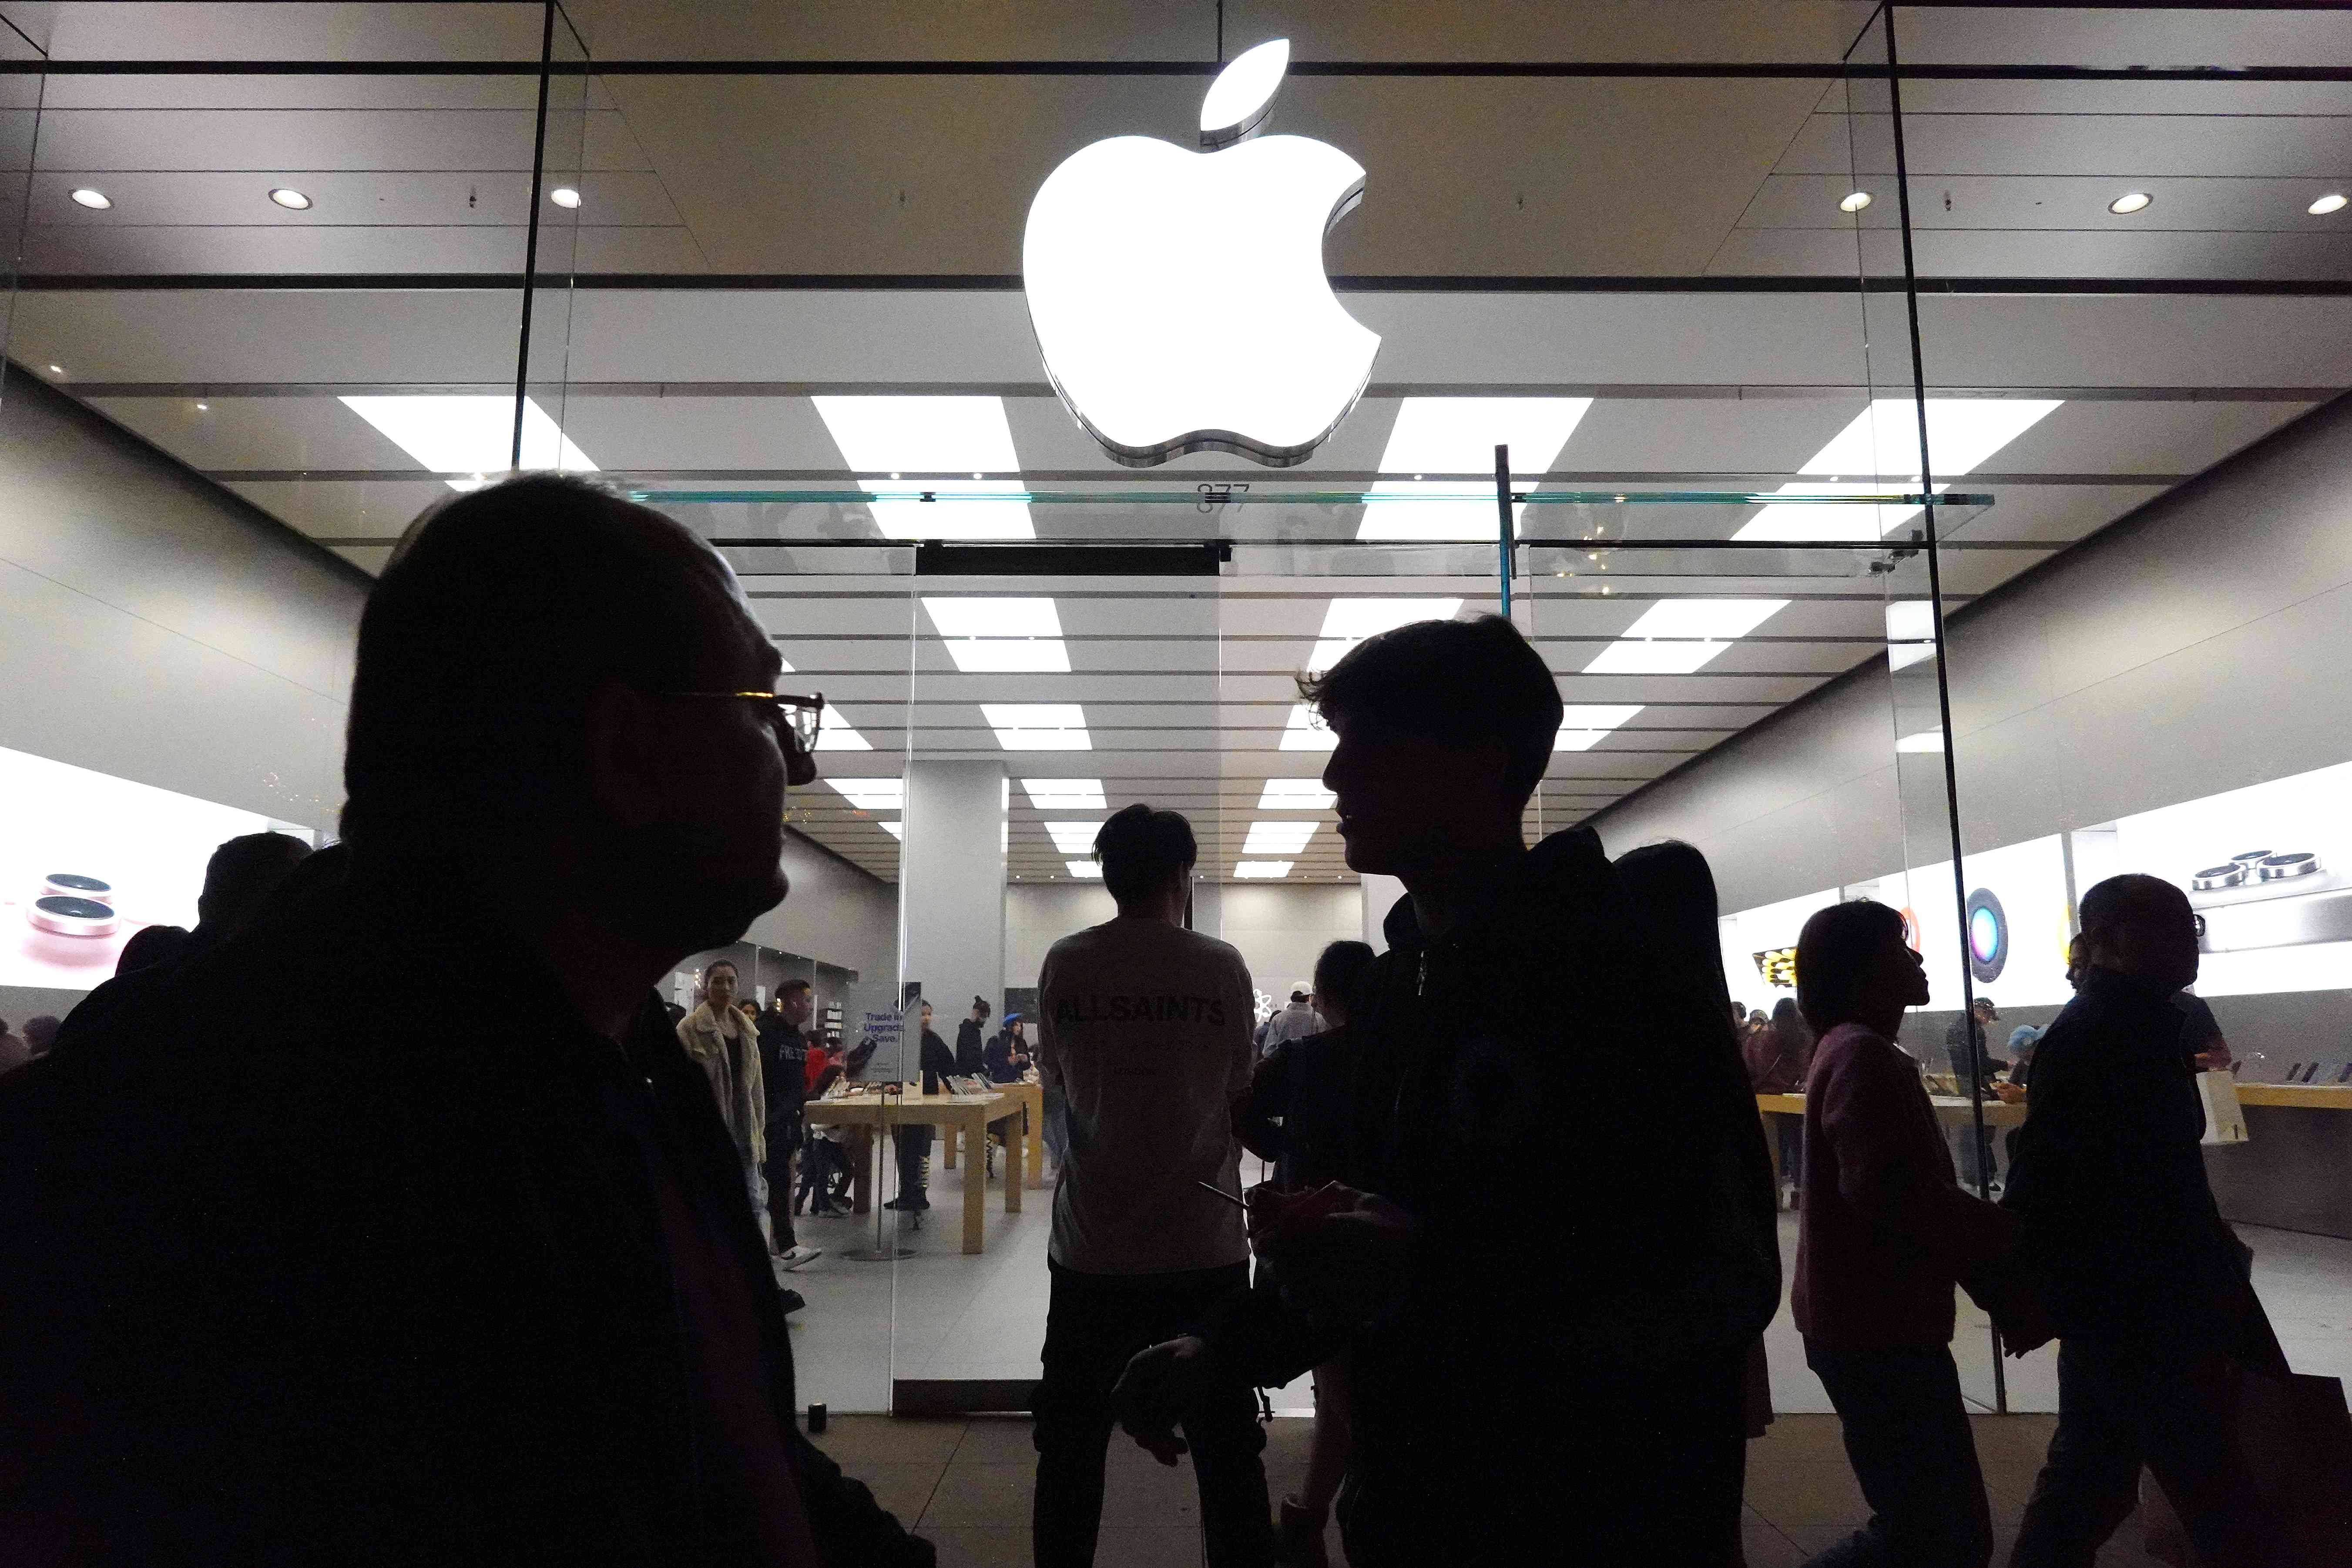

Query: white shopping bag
2198 1070 2249 1145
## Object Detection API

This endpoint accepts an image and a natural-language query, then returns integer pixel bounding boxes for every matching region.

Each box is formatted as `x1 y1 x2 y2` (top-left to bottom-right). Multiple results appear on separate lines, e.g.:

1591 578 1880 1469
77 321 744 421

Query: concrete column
1360 873 1406 953
899 760 1008 1021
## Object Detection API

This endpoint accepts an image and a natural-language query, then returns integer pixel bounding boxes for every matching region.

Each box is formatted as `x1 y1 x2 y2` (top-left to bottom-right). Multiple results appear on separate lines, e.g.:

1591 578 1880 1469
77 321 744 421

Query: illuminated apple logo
1023 39 1381 469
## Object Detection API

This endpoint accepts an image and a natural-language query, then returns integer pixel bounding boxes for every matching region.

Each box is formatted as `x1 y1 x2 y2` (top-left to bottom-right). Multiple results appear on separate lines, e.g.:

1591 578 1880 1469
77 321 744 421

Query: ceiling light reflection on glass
1735 397 2061 543
1895 730 1946 753
878 821 905 840
339 395 597 492
1885 600 1937 671
1307 597 1463 673
1583 599 1787 676
1243 821 1317 856
812 396 1033 540
923 596 1070 673
1023 778 1106 810
1235 860 1295 880
984 703 1091 751
1553 703 1644 751
814 719 873 752
1066 860 1104 878
1279 705 1337 751
1258 779 1335 809
827 779 904 812
1044 821 1105 855
1357 397 1594 541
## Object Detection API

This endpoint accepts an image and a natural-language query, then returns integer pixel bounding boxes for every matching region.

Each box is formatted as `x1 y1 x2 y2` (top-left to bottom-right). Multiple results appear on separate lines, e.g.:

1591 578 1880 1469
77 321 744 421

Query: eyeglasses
662 689 825 755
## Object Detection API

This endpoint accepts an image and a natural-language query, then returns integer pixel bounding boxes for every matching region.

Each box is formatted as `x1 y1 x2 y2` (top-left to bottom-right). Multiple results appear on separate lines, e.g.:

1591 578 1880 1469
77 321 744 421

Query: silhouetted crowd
0 476 2315 1568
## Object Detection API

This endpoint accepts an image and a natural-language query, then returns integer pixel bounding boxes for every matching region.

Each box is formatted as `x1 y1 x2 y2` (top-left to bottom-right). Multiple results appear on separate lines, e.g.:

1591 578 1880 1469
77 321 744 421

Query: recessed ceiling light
1307 597 1465 674
983 703 1090 751
1258 779 1335 810
194 402 209 411
827 778 903 812
923 596 1071 673
46 364 62 374
1358 396 1594 541
1839 190 1872 213
2107 191 2152 215
1044 821 1104 855
1065 860 1104 879
2310 193 2349 216
339 394 597 492
549 187 581 209
268 187 312 210
1024 778 1107 809
1235 861 1295 880
1244 821 1318 856
1279 704 1337 752
69 188 110 210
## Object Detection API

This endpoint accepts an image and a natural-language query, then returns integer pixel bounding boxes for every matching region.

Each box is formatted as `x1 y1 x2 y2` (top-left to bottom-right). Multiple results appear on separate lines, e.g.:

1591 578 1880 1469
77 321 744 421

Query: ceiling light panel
1066 860 1104 878
1358 396 1593 541
70 188 110 209
1554 702 1644 750
1582 598 1788 676
1044 820 1104 855
1885 600 1936 671
923 596 1071 672
814 718 873 752
340 395 597 491
1244 821 1318 856
827 779 903 811
1279 705 1337 751
1738 397 2062 543
878 820 905 839
1235 861 1295 879
1895 730 1946 753
984 703 1091 750
1258 779 1335 809
812 396 1033 540
1307 597 1463 673
1023 778 1106 809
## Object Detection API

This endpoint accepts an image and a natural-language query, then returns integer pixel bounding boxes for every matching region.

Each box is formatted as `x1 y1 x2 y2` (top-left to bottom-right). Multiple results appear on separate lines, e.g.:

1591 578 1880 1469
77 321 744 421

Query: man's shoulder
1047 920 1245 974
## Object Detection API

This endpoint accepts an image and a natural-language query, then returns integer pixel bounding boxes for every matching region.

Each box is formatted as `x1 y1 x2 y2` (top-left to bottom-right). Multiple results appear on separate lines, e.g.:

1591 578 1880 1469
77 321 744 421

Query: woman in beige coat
675 957 765 1210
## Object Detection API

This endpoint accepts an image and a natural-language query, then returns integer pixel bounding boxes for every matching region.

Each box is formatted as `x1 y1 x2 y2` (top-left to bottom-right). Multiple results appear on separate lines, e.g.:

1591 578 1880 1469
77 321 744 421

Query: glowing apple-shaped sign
1023 39 1381 469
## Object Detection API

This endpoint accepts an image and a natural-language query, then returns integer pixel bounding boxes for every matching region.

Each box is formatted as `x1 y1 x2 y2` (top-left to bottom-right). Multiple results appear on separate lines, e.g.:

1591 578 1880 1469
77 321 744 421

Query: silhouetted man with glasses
0 475 926 1568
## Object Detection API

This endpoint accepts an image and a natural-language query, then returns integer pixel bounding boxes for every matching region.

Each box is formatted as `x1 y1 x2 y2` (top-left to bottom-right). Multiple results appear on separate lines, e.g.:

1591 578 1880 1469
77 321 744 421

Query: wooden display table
2236 1082 2352 1109
939 1078 1046 1191
1755 1091 2025 1192
803 1088 1028 1254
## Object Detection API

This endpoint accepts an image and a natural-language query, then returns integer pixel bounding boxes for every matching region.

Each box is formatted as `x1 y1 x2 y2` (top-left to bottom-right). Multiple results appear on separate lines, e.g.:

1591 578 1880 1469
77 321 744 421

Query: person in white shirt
1259 988 1323 1057
1031 804 1272 1568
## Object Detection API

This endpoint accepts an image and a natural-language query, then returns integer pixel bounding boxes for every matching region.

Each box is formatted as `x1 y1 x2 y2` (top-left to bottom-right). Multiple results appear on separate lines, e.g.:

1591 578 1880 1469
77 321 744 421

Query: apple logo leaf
1200 38 1290 150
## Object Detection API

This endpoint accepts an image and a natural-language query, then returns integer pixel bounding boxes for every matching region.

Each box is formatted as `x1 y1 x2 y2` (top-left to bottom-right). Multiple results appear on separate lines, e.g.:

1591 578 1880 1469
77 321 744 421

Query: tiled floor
778 1135 2352 1423
807 1411 2167 1567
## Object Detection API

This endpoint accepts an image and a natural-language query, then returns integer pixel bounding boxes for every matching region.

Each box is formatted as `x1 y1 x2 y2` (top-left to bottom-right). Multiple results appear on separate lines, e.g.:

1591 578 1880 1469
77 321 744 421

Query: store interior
3 1 2350 1469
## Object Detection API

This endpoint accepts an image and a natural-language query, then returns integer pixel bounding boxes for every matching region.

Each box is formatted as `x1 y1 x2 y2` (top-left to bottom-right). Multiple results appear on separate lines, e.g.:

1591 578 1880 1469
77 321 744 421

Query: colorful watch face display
1965 887 2008 984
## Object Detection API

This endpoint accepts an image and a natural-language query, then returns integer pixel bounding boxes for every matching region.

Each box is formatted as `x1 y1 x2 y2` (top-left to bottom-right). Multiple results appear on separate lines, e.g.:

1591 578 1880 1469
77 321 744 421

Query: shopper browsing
679 958 768 1233
1114 616 1777 1567
956 995 990 1077
1791 899 2018 1568
1031 804 1271 1568
0 475 927 1565
761 980 821 1270
1258 988 1321 1057
883 1001 957 1214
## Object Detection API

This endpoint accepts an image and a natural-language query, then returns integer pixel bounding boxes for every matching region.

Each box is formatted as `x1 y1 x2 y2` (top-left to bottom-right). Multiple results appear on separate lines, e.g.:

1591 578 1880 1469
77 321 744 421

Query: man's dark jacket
2001 967 2245 1347
1205 828 1779 1549
0 845 929 1567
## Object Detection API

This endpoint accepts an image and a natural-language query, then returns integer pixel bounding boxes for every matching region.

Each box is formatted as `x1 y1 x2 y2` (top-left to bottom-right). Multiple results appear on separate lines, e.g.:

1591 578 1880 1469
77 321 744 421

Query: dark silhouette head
115 924 193 977
1094 803 1197 913
970 995 990 1021
1300 615 1562 878
1795 899 1928 1036
343 475 799 957
1614 839 1733 1023
197 831 313 935
2077 873 2198 991
1309 939 1377 1029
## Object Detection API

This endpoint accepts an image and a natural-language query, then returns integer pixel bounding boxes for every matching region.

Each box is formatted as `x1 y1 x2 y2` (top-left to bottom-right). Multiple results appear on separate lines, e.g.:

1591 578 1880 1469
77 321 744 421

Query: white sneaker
777 1246 823 1272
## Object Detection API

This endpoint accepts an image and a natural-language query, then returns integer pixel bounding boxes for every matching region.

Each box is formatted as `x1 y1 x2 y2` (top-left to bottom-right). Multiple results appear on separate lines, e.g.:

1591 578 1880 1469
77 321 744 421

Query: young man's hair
1312 939 1378 1021
1094 803 1196 907
1794 898 1908 1036
342 474 732 857
1296 614 1562 803
2077 873 2190 947
778 978 812 999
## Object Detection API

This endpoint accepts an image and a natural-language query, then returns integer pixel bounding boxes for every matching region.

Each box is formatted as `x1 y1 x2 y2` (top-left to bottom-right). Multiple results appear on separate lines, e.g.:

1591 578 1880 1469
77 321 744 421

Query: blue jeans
1802 1341 1993 1568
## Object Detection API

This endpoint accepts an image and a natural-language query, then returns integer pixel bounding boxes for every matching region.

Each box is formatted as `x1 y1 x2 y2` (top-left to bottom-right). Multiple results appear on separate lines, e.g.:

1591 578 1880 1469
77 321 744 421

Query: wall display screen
0 744 311 992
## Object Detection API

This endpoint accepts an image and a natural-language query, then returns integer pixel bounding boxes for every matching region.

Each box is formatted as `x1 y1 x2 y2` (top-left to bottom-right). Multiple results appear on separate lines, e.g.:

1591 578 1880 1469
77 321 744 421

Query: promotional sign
1023 38 1381 468
0 744 309 990
843 980 909 1082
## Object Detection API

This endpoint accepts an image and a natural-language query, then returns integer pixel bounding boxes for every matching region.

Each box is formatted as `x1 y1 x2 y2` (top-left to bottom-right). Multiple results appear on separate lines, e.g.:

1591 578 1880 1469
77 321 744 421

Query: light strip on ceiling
1885 600 1936 671
1306 597 1464 674
878 820 905 839
1235 860 1295 879
1582 598 1788 676
827 778 903 811
1278 705 1337 751
1065 859 1104 878
340 395 597 491
1357 396 1593 541
922 596 1071 673
1044 820 1103 855
1243 820 1318 856
1258 779 1335 809
1023 778 1106 809
1553 702 1644 751
1735 398 2062 543
1895 730 1946 753
984 703 1091 751
812 395 1034 540
814 717 873 752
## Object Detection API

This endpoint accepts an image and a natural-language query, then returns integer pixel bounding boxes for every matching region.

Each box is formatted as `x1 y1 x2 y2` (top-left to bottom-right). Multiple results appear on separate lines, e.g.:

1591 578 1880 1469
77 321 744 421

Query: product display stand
842 1082 913 1262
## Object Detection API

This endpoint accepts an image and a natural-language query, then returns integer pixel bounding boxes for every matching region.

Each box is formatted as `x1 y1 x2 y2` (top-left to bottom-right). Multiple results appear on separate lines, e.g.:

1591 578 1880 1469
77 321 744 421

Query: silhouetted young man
0 476 929 1567
1032 805 1270 1568
1114 616 1778 1568
2004 875 2282 1568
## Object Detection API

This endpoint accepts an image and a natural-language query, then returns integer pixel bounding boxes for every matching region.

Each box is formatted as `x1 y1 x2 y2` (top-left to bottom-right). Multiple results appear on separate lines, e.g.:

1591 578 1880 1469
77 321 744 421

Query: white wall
1005 882 1118 991
740 828 898 983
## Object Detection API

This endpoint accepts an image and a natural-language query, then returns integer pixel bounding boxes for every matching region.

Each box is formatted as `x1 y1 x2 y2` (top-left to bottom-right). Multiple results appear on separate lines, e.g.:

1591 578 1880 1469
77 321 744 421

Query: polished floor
775 1137 2352 1423
806 1410 2167 1567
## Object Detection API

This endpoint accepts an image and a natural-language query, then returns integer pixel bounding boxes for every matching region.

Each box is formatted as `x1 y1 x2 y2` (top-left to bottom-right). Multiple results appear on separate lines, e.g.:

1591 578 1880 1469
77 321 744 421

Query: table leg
1001 1115 1024 1215
1025 1096 1045 1190
849 1126 873 1216
943 1122 958 1170
961 1114 986 1254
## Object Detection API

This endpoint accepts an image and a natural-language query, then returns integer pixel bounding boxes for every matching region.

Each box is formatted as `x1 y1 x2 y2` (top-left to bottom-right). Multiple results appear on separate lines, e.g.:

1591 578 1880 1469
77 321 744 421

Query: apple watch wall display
1963 888 2008 984
2187 848 2352 953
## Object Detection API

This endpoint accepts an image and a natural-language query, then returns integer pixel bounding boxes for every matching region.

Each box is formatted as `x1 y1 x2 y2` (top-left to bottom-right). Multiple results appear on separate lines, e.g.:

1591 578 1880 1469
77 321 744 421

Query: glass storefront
4 2 2348 1452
